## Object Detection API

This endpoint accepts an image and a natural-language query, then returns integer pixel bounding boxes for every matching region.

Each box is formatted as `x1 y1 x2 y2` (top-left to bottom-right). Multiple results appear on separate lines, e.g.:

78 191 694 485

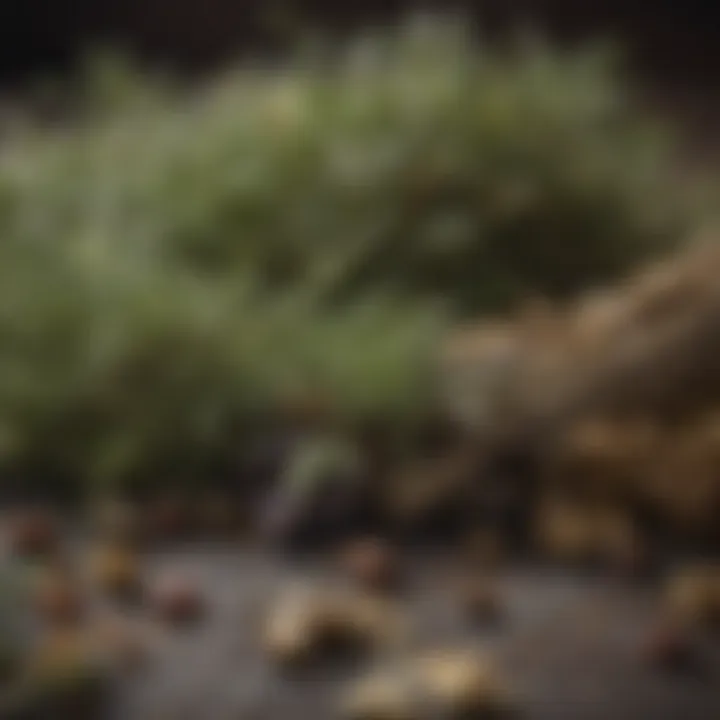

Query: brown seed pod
459 578 504 625
263 600 316 669
415 650 514 718
264 600 369 669
152 575 206 627
87 545 144 604
263 587 402 670
342 538 401 594
664 565 720 628
643 621 697 672
345 650 515 720
342 671 416 720
310 612 370 658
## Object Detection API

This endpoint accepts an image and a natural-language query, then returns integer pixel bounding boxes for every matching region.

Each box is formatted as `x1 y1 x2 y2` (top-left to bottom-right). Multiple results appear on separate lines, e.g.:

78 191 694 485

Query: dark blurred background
4 1 720 155
2 1 720 84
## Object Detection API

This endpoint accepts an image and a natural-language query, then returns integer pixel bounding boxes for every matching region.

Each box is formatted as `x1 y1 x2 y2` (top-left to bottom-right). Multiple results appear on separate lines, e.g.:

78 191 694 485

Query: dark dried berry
461 581 504 625
643 623 697 672
342 539 401 594
152 577 206 627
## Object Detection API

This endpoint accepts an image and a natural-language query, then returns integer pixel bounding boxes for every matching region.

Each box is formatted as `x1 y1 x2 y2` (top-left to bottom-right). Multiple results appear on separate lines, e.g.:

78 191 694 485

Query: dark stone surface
104 545 720 720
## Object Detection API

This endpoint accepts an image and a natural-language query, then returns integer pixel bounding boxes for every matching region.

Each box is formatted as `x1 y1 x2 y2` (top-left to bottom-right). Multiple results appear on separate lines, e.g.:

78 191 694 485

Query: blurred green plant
0 16 709 495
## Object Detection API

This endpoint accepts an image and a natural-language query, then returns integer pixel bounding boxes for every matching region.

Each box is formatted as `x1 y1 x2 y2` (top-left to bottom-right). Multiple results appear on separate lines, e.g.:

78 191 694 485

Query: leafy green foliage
0 17 706 495
47 19 697 307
